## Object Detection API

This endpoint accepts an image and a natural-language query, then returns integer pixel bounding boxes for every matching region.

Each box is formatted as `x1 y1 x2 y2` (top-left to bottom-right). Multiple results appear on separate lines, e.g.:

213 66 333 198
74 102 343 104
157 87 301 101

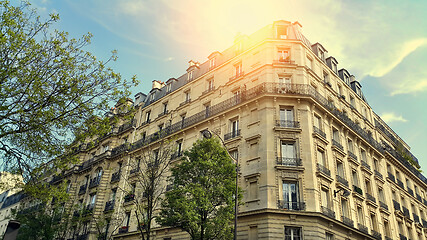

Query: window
230 119 239 135
249 226 258 240
321 188 330 208
279 76 291 84
230 149 238 160
280 108 294 127
357 206 364 224
176 140 183 155
306 56 313 69
365 179 372 194
110 189 117 201
352 170 359 187
347 139 354 153
350 95 356 108
181 114 186 127
282 181 299 210
162 102 168 114
281 141 296 159
233 89 241 102
336 161 344 177
360 149 367 163
314 114 322 130
209 58 216 69
317 148 326 167
90 193 96 206
284 226 301 240
158 124 163 132
326 233 333 240
166 83 172 93
207 78 214 91
185 91 191 102
337 85 342 96
141 132 146 141
276 25 288 39
383 221 391 238
373 158 379 171
187 70 193 81
323 71 329 83
125 212 131 227
378 188 385 203
341 198 349 217
235 62 243 77
278 49 290 62
145 111 151 123
332 128 340 143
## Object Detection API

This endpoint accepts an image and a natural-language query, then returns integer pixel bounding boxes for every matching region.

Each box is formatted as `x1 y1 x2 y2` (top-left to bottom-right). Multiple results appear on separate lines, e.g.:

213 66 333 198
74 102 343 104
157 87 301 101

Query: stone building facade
53 20 427 240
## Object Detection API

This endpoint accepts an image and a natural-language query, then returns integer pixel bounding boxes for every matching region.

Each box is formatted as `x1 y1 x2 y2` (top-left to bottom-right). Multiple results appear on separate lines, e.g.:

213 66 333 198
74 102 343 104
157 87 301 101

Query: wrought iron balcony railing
416 193 422 202
129 167 140 175
361 161 371 171
89 176 101 189
371 230 382 240
276 157 302 167
374 170 383 179
336 175 349 187
397 179 404 189
332 139 344 151
402 206 410 219
387 172 395 182
224 129 241 141
358 223 369 234
170 151 183 160
379 201 388 211
276 120 300 128
104 200 115 212
413 213 420 223
407 187 414 197
393 200 401 211
277 200 305 211
78 184 87 195
313 126 326 138
366 193 376 203
124 194 135 203
353 185 363 196
321 206 335 219
341 215 354 227
317 163 331 177
348 151 358 161
179 98 191 107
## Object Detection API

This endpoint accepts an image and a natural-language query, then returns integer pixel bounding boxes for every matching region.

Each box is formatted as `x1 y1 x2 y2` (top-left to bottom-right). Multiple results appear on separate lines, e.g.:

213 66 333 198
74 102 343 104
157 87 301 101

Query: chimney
152 80 165 90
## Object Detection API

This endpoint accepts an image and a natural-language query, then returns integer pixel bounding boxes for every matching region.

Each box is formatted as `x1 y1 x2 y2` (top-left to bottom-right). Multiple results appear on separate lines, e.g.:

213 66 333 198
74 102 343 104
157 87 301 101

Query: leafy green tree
157 138 240 240
0 0 137 178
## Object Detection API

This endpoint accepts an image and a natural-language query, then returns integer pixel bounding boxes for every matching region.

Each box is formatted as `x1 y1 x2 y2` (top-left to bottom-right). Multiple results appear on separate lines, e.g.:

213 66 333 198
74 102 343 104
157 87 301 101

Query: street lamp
201 129 238 240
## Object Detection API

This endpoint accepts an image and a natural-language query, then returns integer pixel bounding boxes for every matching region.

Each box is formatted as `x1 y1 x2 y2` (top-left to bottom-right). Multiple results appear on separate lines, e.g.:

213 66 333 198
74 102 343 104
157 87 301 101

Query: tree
157 138 240 240
0 0 137 178
122 138 175 240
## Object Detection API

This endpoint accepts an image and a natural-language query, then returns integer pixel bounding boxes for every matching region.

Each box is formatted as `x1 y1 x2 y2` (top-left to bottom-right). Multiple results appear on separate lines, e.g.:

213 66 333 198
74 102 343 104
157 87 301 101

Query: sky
21 0 427 172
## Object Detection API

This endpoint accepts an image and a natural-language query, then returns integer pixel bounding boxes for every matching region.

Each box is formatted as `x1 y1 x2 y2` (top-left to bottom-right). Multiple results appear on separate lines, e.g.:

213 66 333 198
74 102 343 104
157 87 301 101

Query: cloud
390 79 427 96
164 57 174 62
380 112 408 123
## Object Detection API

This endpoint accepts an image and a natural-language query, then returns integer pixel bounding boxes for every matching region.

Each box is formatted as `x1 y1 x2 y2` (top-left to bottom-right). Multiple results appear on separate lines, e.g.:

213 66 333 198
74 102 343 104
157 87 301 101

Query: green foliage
157 138 240 240
0 0 138 177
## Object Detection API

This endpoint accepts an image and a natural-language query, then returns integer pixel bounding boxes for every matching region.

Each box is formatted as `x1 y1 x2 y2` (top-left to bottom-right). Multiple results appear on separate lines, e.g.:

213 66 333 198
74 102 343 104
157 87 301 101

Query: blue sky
24 0 427 172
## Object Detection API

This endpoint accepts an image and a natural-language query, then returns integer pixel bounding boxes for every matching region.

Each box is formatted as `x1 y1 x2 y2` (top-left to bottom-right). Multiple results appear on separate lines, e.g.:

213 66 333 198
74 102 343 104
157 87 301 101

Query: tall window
278 50 290 62
323 71 329 83
321 188 330 208
230 119 239 135
347 139 354 153
145 111 151 123
280 108 294 127
337 161 344 177
207 78 214 91
332 128 340 143
284 226 302 240
209 58 216 69
360 149 367 163
378 188 385 203
162 102 168 114
341 198 349 217
187 70 193 81
352 170 359 187
110 189 116 201
317 149 327 167
279 76 291 84
281 141 296 159
166 83 172 93
325 233 333 240
283 181 299 210
350 95 356 108
357 206 364 224
235 62 243 77
383 221 391 238
314 115 322 130
185 91 191 101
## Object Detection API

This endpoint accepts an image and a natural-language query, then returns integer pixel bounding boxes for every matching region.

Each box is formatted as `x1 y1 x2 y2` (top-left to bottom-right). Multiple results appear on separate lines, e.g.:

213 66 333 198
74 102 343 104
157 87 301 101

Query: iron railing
341 215 354 227
170 151 183 160
317 163 331 177
379 201 388 211
407 187 414 197
371 230 382 240
374 170 383 179
332 139 344 151
397 179 404 189
361 161 371 171
393 200 401 211
313 126 326 138
78 184 87 195
124 194 135 203
353 185 363 195
118 119 136 134
416 193 422 202
413 213 420 223
104 200 115 212
387 172 395 182
224 129 241 141
402 206 410 219
321 206 335 219
358 223 369 234
276 120 300 128
366 193 376 203
118 226 129 234
336 175 349 187
276 157 302 167
89 176 101 188
348 151 358 161
277 201 305 211
111 171 120 183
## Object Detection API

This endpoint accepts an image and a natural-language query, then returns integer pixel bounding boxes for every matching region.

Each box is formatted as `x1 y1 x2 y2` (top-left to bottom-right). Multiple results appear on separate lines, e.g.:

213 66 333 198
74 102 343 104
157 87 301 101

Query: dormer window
319 49 325 61
187 71 193 81
166 83 172 93
332 63 337 73
276 25 288 39
209 58 216 69
150 93 155 102
235 62 243 77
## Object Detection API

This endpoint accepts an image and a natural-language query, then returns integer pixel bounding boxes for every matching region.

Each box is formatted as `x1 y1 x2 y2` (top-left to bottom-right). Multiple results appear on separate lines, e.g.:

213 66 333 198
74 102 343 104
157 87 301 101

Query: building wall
55 21 427 240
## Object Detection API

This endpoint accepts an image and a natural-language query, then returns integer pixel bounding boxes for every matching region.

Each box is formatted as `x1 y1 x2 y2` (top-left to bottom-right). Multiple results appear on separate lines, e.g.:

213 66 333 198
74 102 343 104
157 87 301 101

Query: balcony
317 163 331 177
353 185 363 196
229 71 244 82
402 206 410 219
124 194 135 203
313 126 326 139
276 157 302 167
348 151 358 162
379 201 389 211
397 179 404 189
385 236 393 240
273 59 296 65
416 193 422 202
78 184 87 195
277 201 305 211
111 171 120 183
129 167 140 175
202 86 215 95
224 129 241 141
104 200 115 212
423 219 427 228
170 151 183 160
179 98 191 107
413 213 420 223
366 193 376 204
361 161 371 171
341 215 354 228
336 175 349 187
424 199 427 206
89 176 101 189
321 206 335 219
374 170 383 180
393 200 401 211
358 223 369 234
407 187 414 197
332 139 344 152
371 230 382 240
157 110 169 118
118 226 129 234
387 172 395 182
276 120 300 128
118 119 136 134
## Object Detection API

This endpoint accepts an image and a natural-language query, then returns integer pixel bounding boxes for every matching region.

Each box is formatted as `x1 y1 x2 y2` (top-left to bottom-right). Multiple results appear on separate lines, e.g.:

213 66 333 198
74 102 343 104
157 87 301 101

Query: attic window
209 58 216 69
276 25 288 39
278 49 290 62
187 71 193 81
166 83 172 93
